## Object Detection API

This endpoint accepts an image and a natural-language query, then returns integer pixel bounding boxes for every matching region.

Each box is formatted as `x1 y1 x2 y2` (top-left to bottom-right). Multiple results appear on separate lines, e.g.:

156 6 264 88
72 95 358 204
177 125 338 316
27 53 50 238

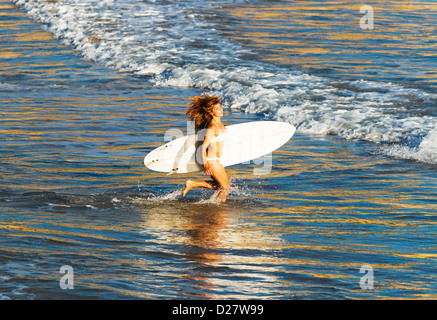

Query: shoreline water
1 1 437 300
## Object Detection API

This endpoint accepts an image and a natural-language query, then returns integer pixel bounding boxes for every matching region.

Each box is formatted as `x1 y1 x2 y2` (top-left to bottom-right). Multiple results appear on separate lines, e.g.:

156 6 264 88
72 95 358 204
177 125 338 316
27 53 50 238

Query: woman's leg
182 163 230 202
208 163 230 203
182 179 217 197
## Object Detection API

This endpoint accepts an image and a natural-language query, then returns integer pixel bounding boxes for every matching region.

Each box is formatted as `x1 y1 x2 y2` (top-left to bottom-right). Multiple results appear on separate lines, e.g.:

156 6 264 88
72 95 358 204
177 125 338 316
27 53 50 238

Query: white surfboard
144 121 296 174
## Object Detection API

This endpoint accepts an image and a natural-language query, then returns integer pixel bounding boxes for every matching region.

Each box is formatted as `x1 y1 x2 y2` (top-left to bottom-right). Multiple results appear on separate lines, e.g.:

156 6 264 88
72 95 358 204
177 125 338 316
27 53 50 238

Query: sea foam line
12 0 437 165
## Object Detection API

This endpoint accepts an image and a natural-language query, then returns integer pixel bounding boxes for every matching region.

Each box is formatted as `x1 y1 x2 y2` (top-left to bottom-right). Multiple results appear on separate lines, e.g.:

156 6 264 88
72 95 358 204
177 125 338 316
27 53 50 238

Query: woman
182 94 230 203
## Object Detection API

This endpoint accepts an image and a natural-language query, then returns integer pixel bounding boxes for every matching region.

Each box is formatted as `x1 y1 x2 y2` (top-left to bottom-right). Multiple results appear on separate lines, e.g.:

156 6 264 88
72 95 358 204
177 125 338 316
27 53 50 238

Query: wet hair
186 94 221 132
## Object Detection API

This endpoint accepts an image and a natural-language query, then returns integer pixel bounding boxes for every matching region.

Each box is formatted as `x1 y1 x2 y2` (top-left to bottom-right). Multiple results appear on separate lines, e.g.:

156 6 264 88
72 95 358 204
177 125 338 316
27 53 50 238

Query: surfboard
144 121 296 174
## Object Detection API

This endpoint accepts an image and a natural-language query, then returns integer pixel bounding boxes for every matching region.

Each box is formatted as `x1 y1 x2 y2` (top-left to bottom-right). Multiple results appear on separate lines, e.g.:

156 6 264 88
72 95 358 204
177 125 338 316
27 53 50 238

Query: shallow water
1 1 437 299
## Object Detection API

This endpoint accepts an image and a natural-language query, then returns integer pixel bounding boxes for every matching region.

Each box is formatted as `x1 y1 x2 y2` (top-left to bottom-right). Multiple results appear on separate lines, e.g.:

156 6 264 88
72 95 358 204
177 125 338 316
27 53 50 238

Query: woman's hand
204 161 213 176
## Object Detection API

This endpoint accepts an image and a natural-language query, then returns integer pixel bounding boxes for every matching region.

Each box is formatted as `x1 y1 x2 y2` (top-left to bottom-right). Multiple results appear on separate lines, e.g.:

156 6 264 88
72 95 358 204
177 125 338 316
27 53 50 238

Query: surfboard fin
166 168 178 175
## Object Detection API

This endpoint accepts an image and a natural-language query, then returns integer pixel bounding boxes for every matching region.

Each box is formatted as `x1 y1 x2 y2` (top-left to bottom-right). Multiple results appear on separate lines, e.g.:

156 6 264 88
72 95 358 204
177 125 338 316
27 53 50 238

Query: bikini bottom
206 157 221 163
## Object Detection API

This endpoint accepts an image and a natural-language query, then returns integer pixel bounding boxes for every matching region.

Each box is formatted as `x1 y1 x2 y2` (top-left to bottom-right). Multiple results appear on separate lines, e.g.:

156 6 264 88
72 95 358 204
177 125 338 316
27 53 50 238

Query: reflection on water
3 167 436 300
138 198 339 299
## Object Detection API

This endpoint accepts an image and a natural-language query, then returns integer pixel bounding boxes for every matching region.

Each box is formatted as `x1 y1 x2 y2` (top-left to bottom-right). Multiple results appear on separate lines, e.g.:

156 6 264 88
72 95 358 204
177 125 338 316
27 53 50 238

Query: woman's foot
182 179 193 197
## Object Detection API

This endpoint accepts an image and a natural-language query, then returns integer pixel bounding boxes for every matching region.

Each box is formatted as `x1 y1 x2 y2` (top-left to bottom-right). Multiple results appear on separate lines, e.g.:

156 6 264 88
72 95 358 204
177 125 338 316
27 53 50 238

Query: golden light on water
218 0 437 80
1 0 436 299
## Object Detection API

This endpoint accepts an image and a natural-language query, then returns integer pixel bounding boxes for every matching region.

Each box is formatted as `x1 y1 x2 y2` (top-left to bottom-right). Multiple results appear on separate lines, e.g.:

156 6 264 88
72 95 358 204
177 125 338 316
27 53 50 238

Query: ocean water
1 0 436 300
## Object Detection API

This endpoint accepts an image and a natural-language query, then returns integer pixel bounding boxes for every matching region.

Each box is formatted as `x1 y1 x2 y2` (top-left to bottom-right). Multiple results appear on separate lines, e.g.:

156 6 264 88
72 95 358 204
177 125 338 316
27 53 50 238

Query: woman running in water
182 94 230 203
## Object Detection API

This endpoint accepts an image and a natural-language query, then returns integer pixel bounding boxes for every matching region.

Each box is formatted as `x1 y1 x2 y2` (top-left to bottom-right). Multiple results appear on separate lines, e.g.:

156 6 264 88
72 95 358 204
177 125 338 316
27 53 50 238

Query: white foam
13 0 437 165
48 203 71 208
0 82 21 91
350 79 436 103
136 190 181 203
193 191 223 205
381 129 437 165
